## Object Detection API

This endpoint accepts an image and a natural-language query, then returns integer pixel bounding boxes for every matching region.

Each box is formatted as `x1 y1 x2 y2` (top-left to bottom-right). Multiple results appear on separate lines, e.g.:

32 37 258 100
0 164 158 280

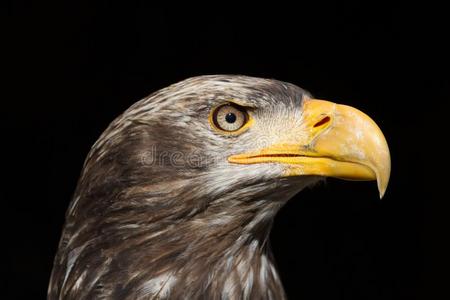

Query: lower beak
228 99 391 198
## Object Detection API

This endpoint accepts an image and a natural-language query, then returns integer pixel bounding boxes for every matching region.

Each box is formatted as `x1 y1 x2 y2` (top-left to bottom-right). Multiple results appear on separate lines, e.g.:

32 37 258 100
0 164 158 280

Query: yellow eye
212 103 249 132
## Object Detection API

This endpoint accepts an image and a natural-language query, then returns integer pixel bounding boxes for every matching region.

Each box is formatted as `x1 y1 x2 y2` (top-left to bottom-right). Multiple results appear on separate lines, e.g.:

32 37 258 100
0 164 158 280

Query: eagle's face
101 75 388 208
49 75 390 299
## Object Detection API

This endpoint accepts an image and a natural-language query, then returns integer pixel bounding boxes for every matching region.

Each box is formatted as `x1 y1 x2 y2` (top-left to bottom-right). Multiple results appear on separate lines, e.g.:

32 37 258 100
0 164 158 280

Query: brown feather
48 75 317 299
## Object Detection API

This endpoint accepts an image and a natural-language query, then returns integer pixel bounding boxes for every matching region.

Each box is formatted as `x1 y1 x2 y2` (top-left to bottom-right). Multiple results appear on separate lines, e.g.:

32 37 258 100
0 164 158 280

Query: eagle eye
211 103 249 132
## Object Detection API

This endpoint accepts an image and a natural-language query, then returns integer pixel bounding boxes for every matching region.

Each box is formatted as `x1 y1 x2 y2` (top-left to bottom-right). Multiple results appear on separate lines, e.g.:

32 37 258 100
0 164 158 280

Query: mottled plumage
48 75 390 299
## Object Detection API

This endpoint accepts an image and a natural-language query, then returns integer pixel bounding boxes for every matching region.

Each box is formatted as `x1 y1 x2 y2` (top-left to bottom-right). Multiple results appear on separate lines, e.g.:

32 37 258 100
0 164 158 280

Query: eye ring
210 103 250 133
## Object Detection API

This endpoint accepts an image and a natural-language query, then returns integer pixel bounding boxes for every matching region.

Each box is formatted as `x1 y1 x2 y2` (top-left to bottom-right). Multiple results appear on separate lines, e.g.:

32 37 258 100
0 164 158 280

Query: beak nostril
313 116 331 128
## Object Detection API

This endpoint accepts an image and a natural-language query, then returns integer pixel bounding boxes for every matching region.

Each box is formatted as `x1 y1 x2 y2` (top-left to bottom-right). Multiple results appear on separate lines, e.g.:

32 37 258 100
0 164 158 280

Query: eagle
48 75 390 299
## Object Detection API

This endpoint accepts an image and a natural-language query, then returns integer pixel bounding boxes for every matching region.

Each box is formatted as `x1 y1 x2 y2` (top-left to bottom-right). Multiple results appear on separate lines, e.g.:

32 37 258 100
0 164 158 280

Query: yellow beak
228 99 391 198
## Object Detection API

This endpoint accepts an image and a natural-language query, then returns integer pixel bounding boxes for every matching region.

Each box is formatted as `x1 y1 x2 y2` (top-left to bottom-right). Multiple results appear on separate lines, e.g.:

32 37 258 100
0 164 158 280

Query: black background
5 1 443 299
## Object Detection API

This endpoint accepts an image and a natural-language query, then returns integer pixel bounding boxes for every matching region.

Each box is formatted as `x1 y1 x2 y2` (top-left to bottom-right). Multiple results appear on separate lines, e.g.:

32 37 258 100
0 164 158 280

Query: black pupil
225 112 237 123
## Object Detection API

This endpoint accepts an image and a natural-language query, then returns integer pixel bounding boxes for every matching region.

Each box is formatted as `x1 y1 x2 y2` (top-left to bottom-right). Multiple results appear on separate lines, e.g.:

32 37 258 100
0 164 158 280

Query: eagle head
49 75 390 299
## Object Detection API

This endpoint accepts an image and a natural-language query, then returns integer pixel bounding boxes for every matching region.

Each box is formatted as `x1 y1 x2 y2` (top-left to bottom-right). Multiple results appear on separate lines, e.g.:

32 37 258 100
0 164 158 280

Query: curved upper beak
228 99 391 198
